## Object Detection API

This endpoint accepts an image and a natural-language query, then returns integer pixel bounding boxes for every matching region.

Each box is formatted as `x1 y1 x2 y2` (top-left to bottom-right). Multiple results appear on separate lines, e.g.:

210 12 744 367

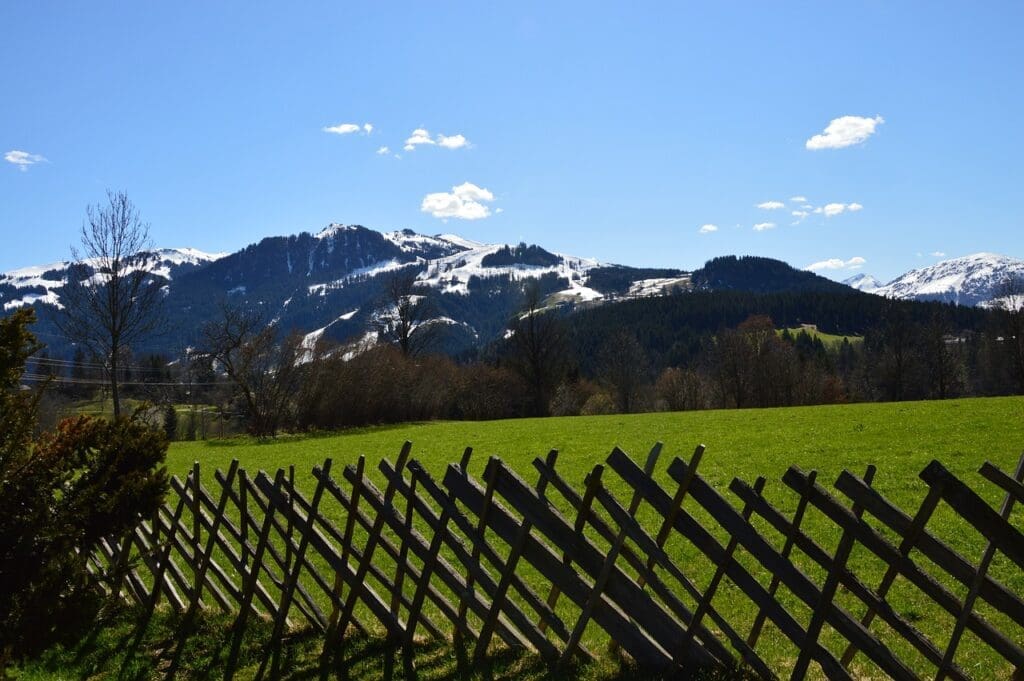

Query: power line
19 373 222 387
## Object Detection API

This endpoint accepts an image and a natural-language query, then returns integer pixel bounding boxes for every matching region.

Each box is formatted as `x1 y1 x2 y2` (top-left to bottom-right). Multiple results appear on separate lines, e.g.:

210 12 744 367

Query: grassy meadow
16 397 1024 679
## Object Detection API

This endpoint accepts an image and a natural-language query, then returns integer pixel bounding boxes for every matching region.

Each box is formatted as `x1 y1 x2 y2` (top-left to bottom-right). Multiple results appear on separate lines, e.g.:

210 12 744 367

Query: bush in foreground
0 309 168 665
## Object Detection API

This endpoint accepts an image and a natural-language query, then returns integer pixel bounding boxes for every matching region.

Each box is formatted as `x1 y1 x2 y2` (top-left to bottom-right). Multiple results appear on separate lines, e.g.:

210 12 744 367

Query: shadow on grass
9 604 754 680
192 422 439 449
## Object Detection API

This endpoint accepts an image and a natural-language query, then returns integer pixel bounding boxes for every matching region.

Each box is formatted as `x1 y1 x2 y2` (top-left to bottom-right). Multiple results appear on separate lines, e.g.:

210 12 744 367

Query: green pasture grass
777 326 863 347
19 397 1022 679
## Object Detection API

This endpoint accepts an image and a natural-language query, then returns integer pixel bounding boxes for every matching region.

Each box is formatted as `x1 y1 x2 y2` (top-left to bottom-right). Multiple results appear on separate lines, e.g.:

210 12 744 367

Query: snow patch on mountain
628 275 692 298
416 243 600 295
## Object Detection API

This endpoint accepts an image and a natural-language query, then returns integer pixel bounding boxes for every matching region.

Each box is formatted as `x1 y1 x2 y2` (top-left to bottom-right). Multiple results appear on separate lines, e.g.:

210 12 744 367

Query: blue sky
2 2 1022 281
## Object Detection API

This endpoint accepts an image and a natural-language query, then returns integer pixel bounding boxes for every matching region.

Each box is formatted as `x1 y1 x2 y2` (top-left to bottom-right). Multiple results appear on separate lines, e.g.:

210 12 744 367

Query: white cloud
805 256 867 271
437 133 468 149
931 251 946 257
698 224 718 234
790 196 808 203
5 150 46 170
404 128 471 151
822 202 847 217
847 202 863 211
376 146 391 155
404 128 435 151
421 182 495 220
757 200 785 210
753 222 776 232
806 115 884 150
323 122 373 135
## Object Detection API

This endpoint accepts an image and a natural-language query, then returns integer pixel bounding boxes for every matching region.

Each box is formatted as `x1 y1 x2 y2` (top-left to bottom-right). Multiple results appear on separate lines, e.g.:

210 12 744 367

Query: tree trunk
110 350 121 418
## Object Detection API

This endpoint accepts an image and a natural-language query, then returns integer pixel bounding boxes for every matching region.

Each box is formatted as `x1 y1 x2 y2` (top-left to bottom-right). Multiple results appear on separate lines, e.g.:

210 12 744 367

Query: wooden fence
88 442 1024 680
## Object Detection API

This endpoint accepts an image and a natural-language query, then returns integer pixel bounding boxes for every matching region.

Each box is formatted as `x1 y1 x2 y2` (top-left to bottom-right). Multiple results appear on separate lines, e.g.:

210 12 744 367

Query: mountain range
844 253 1024 307
2 223 1021 359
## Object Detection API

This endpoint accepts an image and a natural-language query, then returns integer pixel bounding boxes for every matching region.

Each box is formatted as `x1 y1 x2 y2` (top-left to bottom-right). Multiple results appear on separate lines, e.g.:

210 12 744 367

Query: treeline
29 279 1024 438
219 280 1024 435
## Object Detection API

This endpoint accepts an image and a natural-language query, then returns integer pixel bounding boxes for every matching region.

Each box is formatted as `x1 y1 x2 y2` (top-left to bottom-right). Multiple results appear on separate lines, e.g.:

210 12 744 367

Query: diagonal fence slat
86 443 1024 680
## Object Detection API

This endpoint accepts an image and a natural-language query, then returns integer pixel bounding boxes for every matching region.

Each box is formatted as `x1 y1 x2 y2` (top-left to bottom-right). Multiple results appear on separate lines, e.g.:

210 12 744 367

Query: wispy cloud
376 146 391 155
4 150 47 171
931 251 946 258
790 196 808 203
805 256 867 271
323 122 373 135
405 128 471 152
756 200 785 210
698 224 718 234
806 115 884 150
421 182 495 220
753 222 776 232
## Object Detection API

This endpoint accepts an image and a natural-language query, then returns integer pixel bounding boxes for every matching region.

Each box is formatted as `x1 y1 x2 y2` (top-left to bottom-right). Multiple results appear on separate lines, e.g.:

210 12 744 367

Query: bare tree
199 304 306 437
376 272 441 357
597 329 648 413
57 191 164 418
507 281 568 416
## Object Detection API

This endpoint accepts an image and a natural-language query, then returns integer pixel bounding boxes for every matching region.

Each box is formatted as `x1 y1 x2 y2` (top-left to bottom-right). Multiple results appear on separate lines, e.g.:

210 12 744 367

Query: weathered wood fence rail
89 443 1024 679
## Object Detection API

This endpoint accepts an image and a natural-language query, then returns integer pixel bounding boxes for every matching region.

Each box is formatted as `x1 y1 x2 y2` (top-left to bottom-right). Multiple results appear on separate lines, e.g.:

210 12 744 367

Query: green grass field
169 396 1024 507
777 326 862 347
14 397 1024 679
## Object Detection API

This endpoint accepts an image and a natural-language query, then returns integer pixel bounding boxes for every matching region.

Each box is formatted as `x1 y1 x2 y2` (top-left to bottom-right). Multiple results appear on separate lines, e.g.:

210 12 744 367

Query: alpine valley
1 223 1021 359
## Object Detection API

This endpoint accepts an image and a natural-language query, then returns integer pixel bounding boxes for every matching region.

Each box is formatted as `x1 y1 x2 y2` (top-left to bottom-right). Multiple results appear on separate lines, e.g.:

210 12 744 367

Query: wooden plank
606 450 852 681
791 466 875 681
184 460 240 617
133 519 187 613
334 442 412 640
226 468 285 678
748 470 818 649
404 461 457 648
473 453 560 664
674 475 773 679
935 453 1024 681
270 460 332 646
443 462 672 669
920 460 1024 570
604 442 662 657
980 459 1024 505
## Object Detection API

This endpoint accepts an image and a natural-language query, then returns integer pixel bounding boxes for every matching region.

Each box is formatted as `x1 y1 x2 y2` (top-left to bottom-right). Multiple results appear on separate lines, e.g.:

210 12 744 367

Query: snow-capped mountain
843 273 883 293
0 247 227 312
0 224 869 358
873 253 1024 307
